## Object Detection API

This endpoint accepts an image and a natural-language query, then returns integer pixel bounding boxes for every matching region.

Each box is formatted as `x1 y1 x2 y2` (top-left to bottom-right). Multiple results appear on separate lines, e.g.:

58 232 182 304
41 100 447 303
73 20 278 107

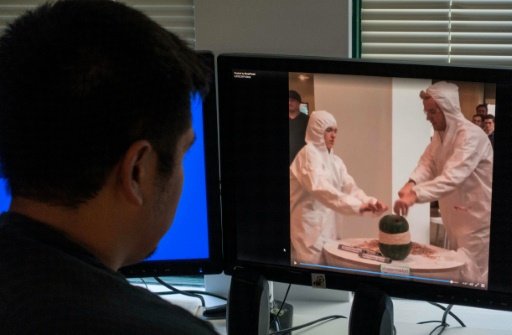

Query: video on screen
288 72 495 290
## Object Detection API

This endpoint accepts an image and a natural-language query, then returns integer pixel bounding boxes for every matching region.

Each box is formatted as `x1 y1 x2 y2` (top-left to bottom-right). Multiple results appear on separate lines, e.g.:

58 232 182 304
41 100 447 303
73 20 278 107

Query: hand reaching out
360 200 388 215
393 188 417 216
374 200 388 214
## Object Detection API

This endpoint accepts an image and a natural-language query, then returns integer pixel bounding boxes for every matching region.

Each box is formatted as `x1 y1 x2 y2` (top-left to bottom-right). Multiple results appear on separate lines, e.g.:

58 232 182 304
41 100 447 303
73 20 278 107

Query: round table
323 238 465 283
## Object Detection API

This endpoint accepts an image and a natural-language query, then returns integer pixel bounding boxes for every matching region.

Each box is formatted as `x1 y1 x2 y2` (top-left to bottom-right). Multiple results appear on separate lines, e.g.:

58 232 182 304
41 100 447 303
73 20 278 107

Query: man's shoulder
455 120 492 144
292 144 326 169
0 247 217 334
2 287 217 334
290 113 309 123
297 113 309 121
0 216 218 334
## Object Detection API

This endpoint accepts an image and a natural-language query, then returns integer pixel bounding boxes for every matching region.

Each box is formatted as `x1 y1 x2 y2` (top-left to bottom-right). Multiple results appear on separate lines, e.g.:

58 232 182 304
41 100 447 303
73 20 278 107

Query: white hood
424 81 468 133
305 110 337 151
426 81 463 118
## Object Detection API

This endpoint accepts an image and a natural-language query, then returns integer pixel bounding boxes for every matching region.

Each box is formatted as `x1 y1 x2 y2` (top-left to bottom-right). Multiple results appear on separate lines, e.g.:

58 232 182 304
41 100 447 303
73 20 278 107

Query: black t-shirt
0 212 218 334
289 113 309 164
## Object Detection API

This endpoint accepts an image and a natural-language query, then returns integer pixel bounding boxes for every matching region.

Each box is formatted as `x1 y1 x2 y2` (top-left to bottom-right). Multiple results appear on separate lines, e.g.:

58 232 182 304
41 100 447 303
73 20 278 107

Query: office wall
195 0 351 57
313 74 392 239
199 1 351 300
391 78 433 244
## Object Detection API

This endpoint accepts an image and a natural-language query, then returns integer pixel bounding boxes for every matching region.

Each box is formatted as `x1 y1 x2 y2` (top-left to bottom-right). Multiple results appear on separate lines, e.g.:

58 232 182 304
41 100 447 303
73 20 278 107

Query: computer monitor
217 53 512 313
120 51 222 277
0 51 222 278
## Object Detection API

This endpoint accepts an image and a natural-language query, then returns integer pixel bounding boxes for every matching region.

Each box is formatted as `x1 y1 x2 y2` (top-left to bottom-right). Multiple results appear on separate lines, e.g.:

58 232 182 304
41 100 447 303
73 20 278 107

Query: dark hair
0 0 208 207
483 114 495 122
476 103 488 111
289 90 302 102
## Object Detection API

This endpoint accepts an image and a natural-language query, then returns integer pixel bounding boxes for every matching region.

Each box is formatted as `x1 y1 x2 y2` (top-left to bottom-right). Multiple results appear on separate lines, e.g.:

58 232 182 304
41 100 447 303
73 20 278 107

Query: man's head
483 114 495 135
289 90 302 118
305 110 337 152
476 103 488 115
0 0 208 267
472 114 484 128
0 0 207 207
419 81 464 132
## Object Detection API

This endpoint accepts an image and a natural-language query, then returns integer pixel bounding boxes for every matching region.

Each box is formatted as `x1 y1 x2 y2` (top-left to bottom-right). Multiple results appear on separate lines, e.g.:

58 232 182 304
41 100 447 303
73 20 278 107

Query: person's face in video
324 126 337 151
476 106 487 115
484 118 495 135
289 98 300 116
423 98 446 131
472 115 483 127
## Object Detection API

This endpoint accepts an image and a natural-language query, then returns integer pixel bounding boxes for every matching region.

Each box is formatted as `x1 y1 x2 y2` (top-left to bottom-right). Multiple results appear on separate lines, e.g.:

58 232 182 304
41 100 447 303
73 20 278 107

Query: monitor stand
226 267 270 335
349 285 394 335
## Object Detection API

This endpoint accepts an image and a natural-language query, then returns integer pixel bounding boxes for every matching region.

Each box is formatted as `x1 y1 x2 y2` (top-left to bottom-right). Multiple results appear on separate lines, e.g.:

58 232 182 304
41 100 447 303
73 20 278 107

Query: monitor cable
269 315 347 335
181 290 227 301
160 290 227 319
268 283 347 335
153 277 228 318
417 302 466 335
156 289 227 302
154 276 206 307
139 277 150 290
270 283 292 332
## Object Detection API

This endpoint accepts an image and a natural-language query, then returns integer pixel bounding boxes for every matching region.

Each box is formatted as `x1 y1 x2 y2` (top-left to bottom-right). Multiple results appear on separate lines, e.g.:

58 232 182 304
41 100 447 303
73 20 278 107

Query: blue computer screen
0 178 8 213
148 93 209 261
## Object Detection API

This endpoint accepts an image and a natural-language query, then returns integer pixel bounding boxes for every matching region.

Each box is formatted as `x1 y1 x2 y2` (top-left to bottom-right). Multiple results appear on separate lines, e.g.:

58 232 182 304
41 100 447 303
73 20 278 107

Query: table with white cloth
323 238 466 283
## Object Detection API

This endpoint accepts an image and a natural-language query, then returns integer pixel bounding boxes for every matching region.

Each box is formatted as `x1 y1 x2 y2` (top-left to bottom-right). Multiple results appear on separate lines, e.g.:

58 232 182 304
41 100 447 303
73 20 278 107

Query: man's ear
118 140 154 206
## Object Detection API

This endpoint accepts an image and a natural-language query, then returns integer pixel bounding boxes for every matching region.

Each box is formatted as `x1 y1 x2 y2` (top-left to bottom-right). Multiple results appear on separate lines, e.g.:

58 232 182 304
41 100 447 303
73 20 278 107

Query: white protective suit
410 81 493 285
290 110 377 265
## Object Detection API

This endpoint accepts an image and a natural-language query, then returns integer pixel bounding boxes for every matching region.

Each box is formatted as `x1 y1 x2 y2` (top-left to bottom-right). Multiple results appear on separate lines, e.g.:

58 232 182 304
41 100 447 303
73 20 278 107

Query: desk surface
286 299 512 335
205 298 512 335
140 282 512 335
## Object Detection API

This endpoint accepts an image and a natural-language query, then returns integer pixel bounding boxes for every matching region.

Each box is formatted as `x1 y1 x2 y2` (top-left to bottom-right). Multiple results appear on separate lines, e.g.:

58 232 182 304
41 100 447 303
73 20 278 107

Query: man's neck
9 197 124 270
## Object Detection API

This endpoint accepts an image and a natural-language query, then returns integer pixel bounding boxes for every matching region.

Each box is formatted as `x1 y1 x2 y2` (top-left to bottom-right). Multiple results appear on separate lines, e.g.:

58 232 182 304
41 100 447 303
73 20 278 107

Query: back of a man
0 0 217 333
0 213 214 334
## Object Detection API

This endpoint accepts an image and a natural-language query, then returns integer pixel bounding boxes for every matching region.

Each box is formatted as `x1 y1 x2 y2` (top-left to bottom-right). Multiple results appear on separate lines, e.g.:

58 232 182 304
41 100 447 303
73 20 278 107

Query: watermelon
378 214 412 261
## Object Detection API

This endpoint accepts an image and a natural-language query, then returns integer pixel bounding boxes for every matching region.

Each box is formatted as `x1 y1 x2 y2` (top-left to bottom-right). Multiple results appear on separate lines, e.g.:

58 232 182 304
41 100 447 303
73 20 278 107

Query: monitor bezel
217 53 512 311
120 51 223 278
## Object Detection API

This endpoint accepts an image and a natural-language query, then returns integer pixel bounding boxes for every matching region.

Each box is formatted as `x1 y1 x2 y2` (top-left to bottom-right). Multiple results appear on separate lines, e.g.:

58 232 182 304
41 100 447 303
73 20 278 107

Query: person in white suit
394 81 493 285
290 110 387 265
